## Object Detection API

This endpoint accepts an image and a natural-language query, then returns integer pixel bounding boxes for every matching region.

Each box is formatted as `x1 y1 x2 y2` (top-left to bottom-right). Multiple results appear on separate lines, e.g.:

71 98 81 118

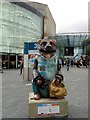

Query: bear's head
37 38 56 58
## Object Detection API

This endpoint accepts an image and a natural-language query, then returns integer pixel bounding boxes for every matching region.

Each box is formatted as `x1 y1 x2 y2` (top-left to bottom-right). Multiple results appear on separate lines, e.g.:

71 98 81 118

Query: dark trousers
20 67 23 74
67 65 69 71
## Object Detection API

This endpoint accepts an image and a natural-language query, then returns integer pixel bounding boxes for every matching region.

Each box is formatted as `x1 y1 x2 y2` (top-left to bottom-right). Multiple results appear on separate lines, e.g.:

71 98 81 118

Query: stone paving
62 66 88 118
1 65 89 119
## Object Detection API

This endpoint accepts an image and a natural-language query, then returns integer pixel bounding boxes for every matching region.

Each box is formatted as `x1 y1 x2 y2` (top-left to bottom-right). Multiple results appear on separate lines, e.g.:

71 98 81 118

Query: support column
23 43 29 81
7 54 10 69
16 54 18 69
23 54 29 81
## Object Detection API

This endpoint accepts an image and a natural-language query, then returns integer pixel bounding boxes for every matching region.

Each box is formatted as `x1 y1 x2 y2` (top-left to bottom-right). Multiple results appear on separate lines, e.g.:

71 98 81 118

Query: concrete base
28 93 68 118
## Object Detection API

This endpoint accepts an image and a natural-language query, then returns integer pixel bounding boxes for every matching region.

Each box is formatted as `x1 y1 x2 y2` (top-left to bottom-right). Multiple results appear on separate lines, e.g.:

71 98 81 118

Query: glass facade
53 34 88 57
0 1 43 54
55 35 87 47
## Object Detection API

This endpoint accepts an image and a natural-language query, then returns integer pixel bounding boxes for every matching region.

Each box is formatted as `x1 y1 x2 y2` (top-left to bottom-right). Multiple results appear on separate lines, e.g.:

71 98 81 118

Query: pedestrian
58 57 62 70
66 58 70 71
62 59 65 67
70 59 74 67
20 60 23 75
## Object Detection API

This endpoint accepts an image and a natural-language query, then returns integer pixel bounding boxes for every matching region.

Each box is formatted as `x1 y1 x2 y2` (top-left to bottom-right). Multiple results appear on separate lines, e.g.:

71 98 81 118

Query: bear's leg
32 82 41 100
39 86 49 98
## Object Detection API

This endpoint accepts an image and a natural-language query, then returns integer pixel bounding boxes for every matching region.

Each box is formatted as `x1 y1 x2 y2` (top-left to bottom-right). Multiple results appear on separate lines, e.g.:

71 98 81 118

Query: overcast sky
30 0 89 33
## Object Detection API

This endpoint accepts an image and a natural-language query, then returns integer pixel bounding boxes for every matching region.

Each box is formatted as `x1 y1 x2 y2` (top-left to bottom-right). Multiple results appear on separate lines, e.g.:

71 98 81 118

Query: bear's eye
50 42 55 46
41 42 47 47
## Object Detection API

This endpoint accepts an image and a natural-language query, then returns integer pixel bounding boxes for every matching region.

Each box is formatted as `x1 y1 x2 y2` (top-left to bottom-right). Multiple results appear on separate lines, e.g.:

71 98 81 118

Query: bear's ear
37 39 41 44
53 39 56 44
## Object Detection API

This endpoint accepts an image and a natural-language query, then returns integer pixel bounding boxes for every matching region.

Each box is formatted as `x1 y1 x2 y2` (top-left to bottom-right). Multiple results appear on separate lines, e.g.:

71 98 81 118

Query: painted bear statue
32 38 67 100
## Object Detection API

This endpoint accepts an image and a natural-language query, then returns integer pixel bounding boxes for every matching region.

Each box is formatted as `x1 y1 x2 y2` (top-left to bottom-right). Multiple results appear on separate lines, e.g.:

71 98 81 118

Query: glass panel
1 2 43 53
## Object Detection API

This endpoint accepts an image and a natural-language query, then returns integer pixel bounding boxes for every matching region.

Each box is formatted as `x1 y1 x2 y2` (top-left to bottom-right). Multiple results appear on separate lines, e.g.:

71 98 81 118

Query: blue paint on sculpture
37 54 57 80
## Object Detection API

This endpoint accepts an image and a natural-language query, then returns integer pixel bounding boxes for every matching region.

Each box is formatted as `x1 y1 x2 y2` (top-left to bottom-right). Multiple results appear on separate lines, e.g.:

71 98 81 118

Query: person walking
70 59 74 67
58 57 62 70
66 58 70 71
20 60 23 75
